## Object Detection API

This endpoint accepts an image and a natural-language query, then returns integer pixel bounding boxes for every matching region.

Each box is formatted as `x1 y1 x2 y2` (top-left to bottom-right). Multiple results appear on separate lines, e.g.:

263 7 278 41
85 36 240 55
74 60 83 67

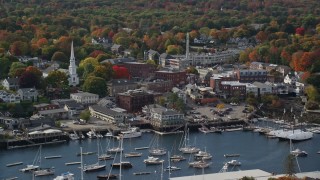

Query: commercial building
89 105 125 124
108 79 138 96
116 89 154 112
155 70 186 86
70 92 99 105
236 69 267 83
122 62 156 79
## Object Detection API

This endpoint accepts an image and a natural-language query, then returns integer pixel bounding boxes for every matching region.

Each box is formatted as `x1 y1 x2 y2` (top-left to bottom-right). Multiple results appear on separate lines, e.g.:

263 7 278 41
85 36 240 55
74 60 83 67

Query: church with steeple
68 41 79 86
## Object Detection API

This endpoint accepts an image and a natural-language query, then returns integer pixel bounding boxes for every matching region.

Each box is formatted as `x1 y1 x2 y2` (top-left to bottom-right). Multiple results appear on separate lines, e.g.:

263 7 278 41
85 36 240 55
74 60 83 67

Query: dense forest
0 0 319 99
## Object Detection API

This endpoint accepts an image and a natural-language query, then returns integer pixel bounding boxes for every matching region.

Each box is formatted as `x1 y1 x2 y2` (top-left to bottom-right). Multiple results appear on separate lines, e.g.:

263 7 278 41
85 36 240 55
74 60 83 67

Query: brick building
220 81 246 98
155 70 186 86
116 89 154 112
210 74 237 93
123 62 156 79
140 80 173 93
236 69 267 83
108 79 138 96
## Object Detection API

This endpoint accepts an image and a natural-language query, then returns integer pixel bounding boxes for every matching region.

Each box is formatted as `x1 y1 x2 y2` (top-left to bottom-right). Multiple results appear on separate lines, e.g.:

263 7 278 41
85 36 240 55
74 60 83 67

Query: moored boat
97 174 118 179
143 156 164 165
119 127 142 139
227 159 241 166
149 148 166 156
291 148 308 157
53 172 74 180
164 166 181 171
170 155 186 162
6 162 23 167
83 163 106 172
124 152 142 158
133 172 151 175
111 162 133 169
224 154 240 158
34 167 55 176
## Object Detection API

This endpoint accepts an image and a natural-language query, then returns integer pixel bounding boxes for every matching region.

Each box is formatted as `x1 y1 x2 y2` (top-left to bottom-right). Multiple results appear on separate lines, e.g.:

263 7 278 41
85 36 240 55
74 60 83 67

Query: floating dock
6 162 23 167
45 155 62 159
65 162 81 166
133 172 151 175
135 147 149 150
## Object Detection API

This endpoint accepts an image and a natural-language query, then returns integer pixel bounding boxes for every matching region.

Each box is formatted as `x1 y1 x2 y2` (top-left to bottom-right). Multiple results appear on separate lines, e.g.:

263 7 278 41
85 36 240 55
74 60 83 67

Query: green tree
79 109 91 122
284 154 296 177
0 56 12 79
45 70 68 88
82 76 107 97
9 62 27 77
175 98 186 113
186 66 199 75
51 51 68 62
305 85 319 102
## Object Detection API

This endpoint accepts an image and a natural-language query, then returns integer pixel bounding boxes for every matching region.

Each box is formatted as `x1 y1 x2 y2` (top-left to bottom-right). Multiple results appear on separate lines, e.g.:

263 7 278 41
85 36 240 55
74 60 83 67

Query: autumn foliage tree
19 71 40 88
112 65 130 79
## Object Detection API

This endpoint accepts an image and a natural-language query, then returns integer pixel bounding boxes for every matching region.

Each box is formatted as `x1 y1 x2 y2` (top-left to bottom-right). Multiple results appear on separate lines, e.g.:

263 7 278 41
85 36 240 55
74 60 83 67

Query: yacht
20 165 39 172
170 155 186 162
291 148 308 157
149 148 167 156
179 128 200 154
97 174 118 180
227 160 241 166
210 127 223 133
107 147 123 153
224 154 240 158
98 154 114 161
112 162 133 169
194 150 212 160
86 130 97 139
83 163 106 172
119 127 142 139
34 168 55 176
53 172 74 180
276 129 313 141
189 160 211 168
69 133 79 140
20 146 41 172
143 156 164 165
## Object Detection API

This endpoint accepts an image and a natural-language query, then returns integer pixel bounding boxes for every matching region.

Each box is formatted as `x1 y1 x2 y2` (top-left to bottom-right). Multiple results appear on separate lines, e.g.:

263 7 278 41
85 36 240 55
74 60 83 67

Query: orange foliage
37 38 48 47
281 50 291 62
249 50 259 62
301 71 311 80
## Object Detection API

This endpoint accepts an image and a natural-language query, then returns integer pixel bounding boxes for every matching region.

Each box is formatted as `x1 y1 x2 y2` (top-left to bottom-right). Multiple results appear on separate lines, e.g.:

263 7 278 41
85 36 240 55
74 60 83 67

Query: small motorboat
164 166 181 171
34 167 55 176
224 154 240 158
291 149 308 157
170 155 186 162
53 172 74 180
143 156 164 165
97 174 118 179
124 152 142 158
227 160 241 166
133 172 151 175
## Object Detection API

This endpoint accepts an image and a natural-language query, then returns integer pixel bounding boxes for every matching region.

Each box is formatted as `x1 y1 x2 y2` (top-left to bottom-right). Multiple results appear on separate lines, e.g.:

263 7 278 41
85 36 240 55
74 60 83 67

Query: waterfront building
0 117 21 129
17 88 38 101
38 108 68 120
245 83 258 96
68 41 79 87
1 77 19 90
108 79 138 96
146 105 185 130
70 92 99 105
28 129 63 139
89 105 125 124
116 89 154 113
209 73 237 93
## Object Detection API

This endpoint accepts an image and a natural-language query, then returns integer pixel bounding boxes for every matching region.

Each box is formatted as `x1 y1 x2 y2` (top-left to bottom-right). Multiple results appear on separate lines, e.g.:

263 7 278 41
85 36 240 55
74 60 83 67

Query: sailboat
290 139 308 157
98 138 114 161
53 172 74 180
19 146 41 172
31 145 55 176
112 136 133 169
83 139 106 172
194 147 212 160
149 134 166 156
164 152 181 172
179 127 200 154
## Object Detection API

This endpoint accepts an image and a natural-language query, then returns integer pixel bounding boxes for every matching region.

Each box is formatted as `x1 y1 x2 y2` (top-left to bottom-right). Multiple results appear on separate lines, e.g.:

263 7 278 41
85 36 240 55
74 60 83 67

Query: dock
6 162 23 167
4 177 18 180
7 140 67 149
153 130 184 135
65 161 81 166
133 172 152 175
45 155 62 159
135 147 149 150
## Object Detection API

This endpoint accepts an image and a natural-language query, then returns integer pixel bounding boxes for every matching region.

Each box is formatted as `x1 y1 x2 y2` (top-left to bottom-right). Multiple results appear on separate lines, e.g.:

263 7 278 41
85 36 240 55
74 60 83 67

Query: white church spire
68 41 79 86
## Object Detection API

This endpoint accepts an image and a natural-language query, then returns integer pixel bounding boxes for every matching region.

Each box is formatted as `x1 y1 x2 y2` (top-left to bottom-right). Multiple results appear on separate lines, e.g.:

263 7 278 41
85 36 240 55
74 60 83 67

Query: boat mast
168 151 171 179
160 160 163 180
119 135 123 180
80 147 83 180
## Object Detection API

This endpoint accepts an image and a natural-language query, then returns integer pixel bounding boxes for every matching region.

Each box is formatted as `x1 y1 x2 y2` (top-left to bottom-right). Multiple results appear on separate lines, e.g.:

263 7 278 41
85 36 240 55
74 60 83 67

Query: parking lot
187 103 248 123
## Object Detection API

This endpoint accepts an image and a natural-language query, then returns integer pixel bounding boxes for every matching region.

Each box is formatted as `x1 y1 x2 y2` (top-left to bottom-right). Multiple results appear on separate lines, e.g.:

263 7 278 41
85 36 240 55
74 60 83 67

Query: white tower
186 32 190 60
68 41 79 86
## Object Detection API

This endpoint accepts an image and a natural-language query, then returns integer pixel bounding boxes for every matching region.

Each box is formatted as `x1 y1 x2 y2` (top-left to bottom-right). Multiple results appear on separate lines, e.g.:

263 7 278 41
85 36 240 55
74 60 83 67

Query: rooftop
71 92 99 97
90 105 121 117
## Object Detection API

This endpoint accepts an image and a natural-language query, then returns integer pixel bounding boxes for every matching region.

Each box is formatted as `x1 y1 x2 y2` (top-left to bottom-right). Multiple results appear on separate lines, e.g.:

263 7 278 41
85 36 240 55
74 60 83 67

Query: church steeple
68 41 79 86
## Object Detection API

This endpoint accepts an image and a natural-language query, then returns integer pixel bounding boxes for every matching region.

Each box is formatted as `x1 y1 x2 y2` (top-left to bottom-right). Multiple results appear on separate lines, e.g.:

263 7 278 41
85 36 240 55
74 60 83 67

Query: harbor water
1 129 320 179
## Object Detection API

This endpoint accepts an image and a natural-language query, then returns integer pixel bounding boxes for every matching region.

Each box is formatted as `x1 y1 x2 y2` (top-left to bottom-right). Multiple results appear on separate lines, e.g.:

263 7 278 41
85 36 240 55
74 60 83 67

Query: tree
45 70 68 88
0 56 12 79
186 66 199 75
82 76 107 97
166 45 183 55
305 100 319 110
51 51 68 62
113 65 130 79
284 154 296 177
10 41 29 56
175 98 186 113
79 109 91 122
9 62 27 77
25 66 42 79
19 71 40 88
305 85 319 101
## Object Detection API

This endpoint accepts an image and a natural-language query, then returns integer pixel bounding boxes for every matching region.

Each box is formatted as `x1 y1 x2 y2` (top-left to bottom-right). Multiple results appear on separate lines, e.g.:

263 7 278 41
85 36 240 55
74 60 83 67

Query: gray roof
5 77 19 84
151 106 182 116
147 49 158 55
18 88 37 94
71 92 99 97
253 82 271 88
90 105 121 117
108 79 136 86
38 108 67 115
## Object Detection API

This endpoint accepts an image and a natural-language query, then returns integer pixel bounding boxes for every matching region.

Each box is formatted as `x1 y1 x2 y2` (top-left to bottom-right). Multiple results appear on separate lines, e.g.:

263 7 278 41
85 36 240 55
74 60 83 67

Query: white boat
87 130 97 139
111 136 133 169
96 133 104 138
107 147 123 153
20 146 41 172
124 152 142 158
170 155 186 162
69 133 79 140
143 156 164 165
291 148 308 157
105 132 113 137
194 149 212 160
276 129 313 141
149 148 166 156
227 160 241 166
83 139 106 172
164 166 181 171
189 160 212 168
119 127 142 139
34 168 55 176
98 154 113 161
179 128 200 154
53 172 74 180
